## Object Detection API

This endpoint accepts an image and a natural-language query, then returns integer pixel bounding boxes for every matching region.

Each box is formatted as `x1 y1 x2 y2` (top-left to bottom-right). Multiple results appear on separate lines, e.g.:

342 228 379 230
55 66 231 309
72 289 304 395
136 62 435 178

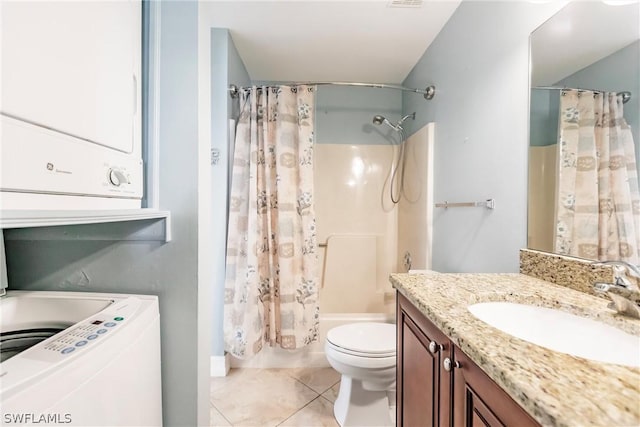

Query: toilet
325 322 396 427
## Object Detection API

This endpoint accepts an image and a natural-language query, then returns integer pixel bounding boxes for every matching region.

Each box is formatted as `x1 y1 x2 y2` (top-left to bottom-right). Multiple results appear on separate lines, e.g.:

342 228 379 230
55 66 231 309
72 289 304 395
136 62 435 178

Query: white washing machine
0 290 162 426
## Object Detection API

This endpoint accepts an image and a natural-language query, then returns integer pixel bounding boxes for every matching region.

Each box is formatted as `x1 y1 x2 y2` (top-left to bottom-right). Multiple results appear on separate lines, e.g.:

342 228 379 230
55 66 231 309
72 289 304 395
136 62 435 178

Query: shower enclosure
228 85 434 368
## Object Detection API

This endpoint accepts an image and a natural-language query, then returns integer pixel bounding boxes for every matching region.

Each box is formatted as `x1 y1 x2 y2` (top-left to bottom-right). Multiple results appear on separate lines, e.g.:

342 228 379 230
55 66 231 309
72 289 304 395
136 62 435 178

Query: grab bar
316 234 379 288
318 239 330 289
435 199 495 209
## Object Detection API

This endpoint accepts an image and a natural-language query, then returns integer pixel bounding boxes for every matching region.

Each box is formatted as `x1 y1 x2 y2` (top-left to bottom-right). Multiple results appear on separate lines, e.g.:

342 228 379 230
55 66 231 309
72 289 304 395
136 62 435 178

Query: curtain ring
291 87 298 93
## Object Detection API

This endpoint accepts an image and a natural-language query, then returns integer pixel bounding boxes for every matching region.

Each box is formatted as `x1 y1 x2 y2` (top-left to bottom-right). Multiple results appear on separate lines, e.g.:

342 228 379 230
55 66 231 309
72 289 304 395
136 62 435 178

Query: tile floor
210 368 342 427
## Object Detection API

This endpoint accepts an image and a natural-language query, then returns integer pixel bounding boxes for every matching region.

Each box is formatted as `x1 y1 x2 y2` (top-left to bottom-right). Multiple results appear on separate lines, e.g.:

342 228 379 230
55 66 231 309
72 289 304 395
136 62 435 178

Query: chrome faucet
592 260 640 319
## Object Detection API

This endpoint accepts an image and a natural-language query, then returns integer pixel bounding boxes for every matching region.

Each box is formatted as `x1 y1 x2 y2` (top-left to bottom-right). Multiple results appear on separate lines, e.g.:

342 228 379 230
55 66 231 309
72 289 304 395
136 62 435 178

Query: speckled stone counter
519 249 619 297
390 272 640 427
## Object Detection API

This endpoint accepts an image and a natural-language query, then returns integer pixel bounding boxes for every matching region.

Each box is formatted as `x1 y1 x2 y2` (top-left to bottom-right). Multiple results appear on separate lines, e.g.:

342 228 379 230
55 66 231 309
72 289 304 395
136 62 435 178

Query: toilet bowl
325 322 396 427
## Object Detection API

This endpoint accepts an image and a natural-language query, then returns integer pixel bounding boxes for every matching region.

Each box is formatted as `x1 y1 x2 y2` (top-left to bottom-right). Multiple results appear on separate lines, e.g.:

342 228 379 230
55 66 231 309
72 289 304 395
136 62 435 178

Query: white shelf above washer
0 209 171 242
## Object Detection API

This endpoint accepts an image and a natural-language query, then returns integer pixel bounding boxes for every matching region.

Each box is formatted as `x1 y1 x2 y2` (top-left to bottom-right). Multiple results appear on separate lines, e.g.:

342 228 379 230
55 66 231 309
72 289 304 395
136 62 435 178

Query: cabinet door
452 347 539 427
397 292 451 427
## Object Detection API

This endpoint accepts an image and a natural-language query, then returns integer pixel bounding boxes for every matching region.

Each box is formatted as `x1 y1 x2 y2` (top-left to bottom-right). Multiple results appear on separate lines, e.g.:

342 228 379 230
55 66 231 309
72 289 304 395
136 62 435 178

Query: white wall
402 1 565 273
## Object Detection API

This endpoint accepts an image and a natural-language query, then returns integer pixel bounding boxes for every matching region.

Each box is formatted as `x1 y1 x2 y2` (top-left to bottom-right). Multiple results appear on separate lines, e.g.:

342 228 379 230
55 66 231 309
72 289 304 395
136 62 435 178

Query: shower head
373 115 396 131
372 115 386 126
372 112 416 131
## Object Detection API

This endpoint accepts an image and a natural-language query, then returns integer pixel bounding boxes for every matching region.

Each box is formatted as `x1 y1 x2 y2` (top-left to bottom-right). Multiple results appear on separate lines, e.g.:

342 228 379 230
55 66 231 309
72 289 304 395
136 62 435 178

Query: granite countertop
390 271 640 427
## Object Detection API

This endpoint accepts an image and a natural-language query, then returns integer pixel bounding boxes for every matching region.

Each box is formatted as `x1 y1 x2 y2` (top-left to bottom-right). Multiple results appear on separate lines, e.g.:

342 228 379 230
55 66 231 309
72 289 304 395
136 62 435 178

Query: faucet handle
593 281 640 318
612 265 633 288
594 282 640 301
592 260 640 291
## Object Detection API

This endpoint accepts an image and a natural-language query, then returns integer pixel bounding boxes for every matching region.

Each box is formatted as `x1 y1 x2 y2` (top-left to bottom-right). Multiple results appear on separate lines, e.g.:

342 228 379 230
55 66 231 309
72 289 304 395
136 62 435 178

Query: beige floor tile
210 405 231 427
210 367 254 394
286 367 342 394
320 381 341 403
211 368 319 427
279 397 339 427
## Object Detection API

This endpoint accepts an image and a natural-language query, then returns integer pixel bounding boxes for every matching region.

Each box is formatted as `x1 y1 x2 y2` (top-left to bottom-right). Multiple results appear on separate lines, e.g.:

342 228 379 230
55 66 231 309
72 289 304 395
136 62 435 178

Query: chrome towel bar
435 199 495 210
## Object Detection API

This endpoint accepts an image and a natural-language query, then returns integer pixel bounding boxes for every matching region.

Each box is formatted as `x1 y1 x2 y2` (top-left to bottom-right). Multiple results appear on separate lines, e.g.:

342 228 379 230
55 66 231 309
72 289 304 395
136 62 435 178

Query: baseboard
210 353 231 377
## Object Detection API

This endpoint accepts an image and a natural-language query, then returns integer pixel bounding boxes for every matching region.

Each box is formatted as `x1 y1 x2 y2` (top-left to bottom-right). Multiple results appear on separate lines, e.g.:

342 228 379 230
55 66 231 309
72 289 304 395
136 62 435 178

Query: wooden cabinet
397 292 540 427
452 348 539 427
397 292 451 427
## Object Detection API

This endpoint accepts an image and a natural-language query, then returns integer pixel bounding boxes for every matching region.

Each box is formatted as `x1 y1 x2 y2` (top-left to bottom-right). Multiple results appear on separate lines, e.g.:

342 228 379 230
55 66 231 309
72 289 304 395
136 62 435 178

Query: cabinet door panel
401 318 438 427
397 292 451 427
472 411 487 427
467 388 505 427
453 348 539 427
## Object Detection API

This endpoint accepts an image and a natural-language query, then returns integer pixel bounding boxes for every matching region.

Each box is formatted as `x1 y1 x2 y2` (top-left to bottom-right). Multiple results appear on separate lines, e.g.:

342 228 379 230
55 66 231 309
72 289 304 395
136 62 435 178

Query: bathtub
230 312 396 369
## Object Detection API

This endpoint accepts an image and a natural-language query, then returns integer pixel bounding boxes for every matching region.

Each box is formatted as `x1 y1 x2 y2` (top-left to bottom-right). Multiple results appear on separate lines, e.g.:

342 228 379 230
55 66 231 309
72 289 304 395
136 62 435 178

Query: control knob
108 169 129 187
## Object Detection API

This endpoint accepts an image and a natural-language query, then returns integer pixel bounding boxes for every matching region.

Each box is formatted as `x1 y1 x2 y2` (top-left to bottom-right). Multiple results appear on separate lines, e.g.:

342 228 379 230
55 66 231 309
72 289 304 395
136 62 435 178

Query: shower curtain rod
228 82 436 100
533 86 631 104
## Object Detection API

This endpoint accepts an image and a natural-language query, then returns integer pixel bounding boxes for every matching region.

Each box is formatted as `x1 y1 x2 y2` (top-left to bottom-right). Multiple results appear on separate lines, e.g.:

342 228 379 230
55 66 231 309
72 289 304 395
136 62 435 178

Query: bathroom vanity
397 292 538 427
391 268 640 427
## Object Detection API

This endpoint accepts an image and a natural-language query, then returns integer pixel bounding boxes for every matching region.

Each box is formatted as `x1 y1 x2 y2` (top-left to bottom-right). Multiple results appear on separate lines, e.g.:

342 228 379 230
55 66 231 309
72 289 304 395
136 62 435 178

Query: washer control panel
22 297 141 363
44 316 125 355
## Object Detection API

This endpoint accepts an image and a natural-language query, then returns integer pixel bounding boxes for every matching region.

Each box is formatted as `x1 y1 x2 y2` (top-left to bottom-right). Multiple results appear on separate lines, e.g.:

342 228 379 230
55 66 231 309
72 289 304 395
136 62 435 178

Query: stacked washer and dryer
1 2 163 425
1 1 143 211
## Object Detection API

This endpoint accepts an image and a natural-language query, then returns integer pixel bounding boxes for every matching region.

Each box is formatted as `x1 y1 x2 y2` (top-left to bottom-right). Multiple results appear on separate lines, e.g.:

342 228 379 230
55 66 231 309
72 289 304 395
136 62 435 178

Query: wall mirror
528 1 640 262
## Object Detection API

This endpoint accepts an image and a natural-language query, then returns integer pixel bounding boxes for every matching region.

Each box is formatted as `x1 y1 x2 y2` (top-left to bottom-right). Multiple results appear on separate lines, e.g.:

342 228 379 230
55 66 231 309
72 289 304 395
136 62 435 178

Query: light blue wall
402 1 560 273
529 41 639 151
210 28 250 357
529 89 559 147
315 86 402 145
250 84 402 145
4 2 206 425
555 40 640 152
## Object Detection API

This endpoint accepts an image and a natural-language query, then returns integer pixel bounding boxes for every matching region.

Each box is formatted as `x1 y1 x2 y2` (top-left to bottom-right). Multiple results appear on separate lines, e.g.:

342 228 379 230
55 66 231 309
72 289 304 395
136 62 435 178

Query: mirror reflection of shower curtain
224 85 319 359
555 89 640 264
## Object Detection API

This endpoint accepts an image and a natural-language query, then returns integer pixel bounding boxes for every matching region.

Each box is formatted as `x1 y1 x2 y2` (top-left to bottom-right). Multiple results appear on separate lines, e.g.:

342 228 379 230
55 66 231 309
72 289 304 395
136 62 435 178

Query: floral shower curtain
556 89 640 264
224 85 319 359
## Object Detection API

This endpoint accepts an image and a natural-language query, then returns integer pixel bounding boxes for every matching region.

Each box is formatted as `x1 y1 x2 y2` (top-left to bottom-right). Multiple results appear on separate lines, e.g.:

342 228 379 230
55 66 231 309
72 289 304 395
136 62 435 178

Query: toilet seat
326 322 396 358
326 340 396 358
325 341 396 369
325 322 397 426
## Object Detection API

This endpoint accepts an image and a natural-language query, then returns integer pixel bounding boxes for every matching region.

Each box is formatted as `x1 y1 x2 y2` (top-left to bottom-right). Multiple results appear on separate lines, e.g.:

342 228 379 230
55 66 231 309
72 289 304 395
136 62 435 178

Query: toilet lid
326 322 396 356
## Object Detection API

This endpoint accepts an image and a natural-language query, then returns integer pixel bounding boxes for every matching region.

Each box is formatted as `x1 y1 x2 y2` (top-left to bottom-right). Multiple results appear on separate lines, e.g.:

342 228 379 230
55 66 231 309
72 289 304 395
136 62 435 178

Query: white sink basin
468 302 640 367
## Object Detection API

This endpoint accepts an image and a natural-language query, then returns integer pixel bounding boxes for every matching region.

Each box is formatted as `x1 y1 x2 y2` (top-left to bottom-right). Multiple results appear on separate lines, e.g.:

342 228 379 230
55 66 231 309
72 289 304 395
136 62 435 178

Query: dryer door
1 1 141 154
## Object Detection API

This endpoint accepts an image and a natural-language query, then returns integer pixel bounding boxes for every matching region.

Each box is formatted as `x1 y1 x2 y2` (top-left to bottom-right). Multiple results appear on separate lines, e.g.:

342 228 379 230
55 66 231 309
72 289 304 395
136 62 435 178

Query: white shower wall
528 144 557 253
315 143 400 314
316 123 435 315
397 123 435 272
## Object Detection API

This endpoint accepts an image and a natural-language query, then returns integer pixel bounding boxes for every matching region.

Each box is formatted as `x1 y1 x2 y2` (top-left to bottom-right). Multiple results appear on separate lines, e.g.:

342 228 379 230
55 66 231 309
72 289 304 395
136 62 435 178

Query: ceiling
531 1 640 86
200 0 461 84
